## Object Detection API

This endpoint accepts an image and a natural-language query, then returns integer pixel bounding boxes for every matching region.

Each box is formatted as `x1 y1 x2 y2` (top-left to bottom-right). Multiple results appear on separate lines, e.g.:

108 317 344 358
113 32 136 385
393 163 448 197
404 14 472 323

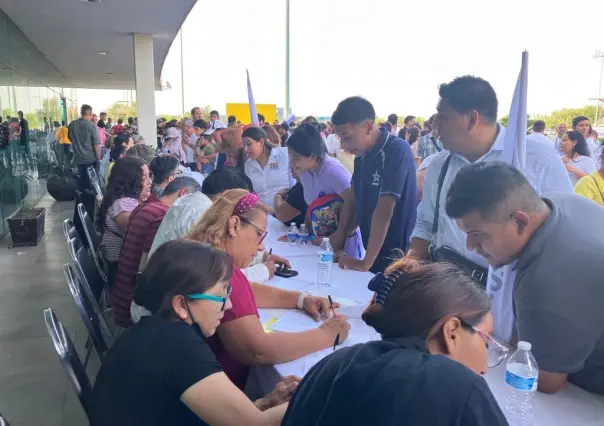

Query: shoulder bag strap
430 154 452 250
430 136 443 152
590 175 604 204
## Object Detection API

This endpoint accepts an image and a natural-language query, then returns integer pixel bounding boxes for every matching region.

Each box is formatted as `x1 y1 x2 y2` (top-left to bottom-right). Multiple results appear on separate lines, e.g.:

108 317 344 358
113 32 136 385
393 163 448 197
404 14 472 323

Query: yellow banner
226 103 277 125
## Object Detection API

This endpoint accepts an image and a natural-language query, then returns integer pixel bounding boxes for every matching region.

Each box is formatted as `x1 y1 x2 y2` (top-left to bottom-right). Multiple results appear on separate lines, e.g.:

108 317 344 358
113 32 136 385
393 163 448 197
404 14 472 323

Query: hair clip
373 270 404 305
368 272 384 292
234 192 260 215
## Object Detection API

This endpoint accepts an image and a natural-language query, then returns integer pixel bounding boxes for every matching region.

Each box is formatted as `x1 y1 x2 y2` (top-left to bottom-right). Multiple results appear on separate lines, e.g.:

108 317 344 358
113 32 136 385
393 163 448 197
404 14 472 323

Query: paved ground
0 195 96 425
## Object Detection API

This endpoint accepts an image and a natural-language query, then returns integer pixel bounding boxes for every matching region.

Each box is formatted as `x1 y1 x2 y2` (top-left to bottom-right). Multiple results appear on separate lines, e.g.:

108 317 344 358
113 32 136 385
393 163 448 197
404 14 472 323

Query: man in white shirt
552 122 567 152
409 75 572 262
182 118 198 147
573 115 598 159
527 120 553 146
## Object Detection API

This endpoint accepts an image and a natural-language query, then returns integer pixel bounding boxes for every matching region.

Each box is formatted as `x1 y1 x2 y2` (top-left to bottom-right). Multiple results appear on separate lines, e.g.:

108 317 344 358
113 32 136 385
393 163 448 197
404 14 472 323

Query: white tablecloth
253 217 604 425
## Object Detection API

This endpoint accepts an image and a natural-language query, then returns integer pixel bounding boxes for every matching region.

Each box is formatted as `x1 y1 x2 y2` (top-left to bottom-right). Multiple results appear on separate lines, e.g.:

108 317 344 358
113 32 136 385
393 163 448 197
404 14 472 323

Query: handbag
428 154 488 288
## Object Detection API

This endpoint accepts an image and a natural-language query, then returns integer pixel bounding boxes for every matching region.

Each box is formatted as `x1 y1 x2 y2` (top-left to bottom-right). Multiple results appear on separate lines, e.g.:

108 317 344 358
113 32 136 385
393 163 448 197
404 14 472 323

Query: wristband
297 292 309 310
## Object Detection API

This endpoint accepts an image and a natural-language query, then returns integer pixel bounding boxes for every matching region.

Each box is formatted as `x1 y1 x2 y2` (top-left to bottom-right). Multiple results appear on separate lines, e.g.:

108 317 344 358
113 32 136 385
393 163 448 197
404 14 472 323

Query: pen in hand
328 295 339 351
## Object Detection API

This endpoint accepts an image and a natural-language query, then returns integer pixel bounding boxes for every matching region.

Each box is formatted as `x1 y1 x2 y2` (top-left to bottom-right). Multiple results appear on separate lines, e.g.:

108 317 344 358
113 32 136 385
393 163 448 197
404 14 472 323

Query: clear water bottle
504 341 539 426
287 223 299 243
298 224 309 245
317 238 334 287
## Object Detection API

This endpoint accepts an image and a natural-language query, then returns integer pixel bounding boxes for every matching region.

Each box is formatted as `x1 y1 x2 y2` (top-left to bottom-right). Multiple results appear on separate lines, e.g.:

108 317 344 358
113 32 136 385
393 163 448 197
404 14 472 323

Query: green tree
106 101 138 119
534 105 598 129
35 97 61 124
24 112 40 129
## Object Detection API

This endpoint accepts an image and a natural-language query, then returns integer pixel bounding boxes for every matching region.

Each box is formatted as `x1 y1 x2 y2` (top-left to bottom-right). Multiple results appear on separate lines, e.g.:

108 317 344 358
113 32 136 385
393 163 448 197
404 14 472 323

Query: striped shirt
101 197 139 262
110 197 169 327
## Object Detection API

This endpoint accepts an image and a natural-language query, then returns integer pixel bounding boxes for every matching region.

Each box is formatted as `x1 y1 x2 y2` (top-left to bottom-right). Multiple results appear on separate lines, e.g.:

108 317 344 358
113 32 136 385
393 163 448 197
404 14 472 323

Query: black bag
428 154 488 288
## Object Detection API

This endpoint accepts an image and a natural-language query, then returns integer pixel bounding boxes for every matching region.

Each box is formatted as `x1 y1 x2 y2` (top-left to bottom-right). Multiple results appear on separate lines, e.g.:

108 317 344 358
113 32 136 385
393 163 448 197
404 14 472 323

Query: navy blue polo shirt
352 128 417 273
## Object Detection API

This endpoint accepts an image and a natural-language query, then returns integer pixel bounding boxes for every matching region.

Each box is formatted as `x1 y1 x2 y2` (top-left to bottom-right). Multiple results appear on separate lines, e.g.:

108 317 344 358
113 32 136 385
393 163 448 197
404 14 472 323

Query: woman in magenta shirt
287 124 363 259
187 189 351 389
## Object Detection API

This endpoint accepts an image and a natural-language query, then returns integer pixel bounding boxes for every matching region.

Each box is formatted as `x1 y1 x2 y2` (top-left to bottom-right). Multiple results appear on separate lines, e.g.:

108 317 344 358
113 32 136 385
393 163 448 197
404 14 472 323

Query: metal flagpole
594 50 604 126
285 0 291 116
180 28 185 117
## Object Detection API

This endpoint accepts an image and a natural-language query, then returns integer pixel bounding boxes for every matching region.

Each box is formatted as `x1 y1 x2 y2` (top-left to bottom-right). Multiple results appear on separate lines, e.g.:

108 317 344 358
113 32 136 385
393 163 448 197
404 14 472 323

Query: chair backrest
87 166 104 198
63 263 113 361
62 218 83 246
0 413 10 426
73 191 90 251
77 203 101 251
68 238 103 303
44 308 93 418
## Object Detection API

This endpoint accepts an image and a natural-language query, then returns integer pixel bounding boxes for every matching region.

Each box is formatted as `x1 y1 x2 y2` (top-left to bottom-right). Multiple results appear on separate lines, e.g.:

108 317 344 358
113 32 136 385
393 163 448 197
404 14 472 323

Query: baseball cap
204 120 227 135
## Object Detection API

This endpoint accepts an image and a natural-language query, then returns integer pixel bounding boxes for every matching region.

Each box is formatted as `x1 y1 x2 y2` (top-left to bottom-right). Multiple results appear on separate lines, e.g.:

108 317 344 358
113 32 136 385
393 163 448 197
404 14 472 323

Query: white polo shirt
324 133 341 156
245 147 295 208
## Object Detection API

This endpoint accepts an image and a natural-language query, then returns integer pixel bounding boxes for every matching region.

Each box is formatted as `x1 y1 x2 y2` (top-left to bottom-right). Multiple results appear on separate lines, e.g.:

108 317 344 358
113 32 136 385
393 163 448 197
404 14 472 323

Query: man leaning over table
446 161 604 395
406 75 572 341
331 96 417 274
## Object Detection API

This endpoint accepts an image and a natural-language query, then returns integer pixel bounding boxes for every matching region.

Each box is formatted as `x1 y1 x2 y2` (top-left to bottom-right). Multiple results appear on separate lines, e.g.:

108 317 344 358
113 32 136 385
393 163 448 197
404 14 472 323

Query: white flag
488 51 528 343
246 69 259 126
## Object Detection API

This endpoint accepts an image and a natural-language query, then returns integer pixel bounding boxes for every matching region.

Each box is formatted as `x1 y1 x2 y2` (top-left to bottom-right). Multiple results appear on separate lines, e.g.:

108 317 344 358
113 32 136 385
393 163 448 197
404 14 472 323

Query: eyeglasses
187 285 232 311
460 319 510 368
239 217 268 244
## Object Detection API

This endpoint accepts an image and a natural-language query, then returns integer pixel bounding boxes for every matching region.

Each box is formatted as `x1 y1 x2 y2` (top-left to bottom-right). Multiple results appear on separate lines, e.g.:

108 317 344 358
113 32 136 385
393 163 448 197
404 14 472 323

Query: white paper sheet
269 310 322 333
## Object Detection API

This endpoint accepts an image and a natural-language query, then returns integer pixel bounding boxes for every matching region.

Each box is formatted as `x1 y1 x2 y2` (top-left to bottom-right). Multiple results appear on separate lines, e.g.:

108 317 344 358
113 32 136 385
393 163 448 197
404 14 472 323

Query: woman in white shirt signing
560 130 597 186
243 126 294 208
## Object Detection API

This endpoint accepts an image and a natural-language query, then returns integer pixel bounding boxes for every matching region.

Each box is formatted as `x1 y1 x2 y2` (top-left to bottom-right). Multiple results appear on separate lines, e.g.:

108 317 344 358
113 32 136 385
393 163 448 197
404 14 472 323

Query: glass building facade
0 9 78 238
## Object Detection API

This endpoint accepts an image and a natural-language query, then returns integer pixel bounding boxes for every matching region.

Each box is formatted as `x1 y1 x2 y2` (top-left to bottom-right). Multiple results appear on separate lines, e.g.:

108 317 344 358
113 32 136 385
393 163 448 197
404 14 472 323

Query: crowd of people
60 74 604 425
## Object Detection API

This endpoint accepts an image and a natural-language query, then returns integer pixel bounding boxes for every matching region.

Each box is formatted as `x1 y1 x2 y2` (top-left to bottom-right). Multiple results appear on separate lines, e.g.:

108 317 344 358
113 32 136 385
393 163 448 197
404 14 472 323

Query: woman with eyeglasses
90 240 300 426
187 189 351 390
243 127 295 208
282 258 509 426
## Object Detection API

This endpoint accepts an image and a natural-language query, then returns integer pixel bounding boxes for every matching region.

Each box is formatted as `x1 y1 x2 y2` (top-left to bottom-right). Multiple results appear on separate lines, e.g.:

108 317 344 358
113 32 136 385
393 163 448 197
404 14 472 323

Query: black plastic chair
44 308 93 419
77 203 107 284
68 237 105 305
63 263 114 366
73 190 90 251
62 218 84 248
87 166 104 198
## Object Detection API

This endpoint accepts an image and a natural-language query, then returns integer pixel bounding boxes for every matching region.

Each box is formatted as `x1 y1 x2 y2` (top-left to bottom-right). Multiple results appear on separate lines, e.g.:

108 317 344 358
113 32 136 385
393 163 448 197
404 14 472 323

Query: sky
77 0 604 120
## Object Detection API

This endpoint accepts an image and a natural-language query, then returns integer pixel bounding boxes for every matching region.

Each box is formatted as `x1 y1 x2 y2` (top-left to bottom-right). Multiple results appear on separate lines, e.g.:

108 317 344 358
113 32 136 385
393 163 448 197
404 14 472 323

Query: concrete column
133 33 156 145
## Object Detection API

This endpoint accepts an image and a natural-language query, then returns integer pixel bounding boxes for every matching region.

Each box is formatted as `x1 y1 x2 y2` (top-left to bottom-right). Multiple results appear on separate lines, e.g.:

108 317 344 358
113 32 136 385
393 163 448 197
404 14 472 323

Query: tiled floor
0 195 95 425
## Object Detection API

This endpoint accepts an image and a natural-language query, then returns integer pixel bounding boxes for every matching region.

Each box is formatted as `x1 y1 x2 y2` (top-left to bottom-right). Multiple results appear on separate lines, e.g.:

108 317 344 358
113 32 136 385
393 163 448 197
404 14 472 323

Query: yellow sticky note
263 317 278 333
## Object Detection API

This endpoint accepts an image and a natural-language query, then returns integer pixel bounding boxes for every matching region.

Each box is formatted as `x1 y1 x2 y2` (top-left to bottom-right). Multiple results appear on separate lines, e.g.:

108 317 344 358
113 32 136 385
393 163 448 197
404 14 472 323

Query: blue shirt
352 128 417 273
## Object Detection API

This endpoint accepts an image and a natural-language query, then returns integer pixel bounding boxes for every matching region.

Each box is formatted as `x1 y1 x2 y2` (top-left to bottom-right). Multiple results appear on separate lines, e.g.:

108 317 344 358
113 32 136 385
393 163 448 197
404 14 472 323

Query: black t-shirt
97 120 106 129
352 128 417 273
282 337 509 426
90 316 223 426
19 118 29 145
281 181 308 226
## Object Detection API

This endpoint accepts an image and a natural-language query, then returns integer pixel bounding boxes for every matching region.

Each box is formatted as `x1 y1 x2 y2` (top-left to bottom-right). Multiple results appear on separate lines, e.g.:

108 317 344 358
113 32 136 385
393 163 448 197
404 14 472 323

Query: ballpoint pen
328 295 339 351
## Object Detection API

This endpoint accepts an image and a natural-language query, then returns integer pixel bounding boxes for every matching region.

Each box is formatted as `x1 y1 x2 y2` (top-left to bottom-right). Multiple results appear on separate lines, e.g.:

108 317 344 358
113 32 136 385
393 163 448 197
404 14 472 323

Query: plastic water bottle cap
518 341 532 351
290 222 296 226
322 237 329 242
